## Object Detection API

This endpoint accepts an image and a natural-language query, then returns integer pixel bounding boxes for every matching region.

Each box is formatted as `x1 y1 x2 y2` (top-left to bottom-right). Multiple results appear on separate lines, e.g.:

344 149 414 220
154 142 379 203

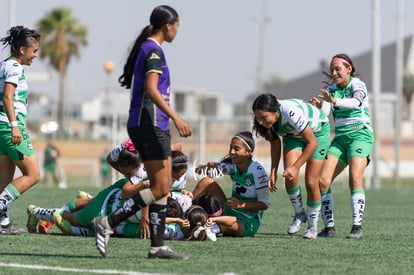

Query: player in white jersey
310 53 374 239
0 26 41 234
252 93 330 239
192 131 270 237
107 140 192 212
26 148 151 237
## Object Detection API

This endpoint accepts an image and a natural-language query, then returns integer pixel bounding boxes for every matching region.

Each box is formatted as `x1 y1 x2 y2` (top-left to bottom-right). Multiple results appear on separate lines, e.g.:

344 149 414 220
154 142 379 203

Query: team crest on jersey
149 53 160 60
245 177 252 186
285 125 294 131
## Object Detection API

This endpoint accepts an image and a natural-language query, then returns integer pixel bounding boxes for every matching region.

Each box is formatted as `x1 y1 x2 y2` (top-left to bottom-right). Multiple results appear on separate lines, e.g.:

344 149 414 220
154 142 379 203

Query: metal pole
371 0 381 188
394 0 404 184
256 0 269 91
8 0 15 27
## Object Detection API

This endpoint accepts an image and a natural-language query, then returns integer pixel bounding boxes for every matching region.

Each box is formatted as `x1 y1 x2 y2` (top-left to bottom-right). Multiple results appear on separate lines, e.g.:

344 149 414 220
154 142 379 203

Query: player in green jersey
0 26 41 234
310 53 374 239
252 93 330 239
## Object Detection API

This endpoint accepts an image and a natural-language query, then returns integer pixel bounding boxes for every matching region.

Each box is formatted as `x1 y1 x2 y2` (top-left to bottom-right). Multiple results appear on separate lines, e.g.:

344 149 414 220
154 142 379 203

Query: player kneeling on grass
192 131 270 237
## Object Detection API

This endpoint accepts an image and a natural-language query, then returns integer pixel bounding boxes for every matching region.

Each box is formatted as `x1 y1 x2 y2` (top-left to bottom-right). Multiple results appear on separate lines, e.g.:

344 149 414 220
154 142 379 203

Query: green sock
5 183 21 200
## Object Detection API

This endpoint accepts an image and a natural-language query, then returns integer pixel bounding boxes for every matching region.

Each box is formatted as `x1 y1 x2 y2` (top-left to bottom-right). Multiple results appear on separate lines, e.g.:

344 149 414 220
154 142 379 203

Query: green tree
403 73 414 120
36 7 87 137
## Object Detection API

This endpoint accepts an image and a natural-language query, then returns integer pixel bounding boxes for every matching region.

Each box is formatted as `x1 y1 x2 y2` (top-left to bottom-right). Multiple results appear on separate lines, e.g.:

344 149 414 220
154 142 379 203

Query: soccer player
310 53 374 239
192 131 270 237
0 26 41 234
93 5 192 260
252 93 331 239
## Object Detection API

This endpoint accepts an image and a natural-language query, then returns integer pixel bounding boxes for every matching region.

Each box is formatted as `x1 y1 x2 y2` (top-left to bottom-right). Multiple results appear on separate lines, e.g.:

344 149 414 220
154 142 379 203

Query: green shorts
223 205 260 237
0 123 35 161
328 128 374 166
44 163 57 173
283 122 330 160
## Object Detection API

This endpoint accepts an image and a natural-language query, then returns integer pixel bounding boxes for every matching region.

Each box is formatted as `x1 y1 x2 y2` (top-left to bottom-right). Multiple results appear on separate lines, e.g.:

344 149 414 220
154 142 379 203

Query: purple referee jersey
127 38 171 131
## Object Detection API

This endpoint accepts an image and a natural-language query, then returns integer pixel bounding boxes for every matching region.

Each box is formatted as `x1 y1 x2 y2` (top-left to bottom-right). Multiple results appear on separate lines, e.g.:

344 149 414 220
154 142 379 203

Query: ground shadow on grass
0 252 99 259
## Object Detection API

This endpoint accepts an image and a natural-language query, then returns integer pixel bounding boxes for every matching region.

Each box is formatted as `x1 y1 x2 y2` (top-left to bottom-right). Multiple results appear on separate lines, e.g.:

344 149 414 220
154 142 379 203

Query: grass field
1 177 413 275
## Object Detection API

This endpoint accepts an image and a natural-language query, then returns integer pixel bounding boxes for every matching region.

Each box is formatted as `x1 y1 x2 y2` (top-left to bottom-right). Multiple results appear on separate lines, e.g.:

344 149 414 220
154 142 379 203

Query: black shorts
127 125 171 161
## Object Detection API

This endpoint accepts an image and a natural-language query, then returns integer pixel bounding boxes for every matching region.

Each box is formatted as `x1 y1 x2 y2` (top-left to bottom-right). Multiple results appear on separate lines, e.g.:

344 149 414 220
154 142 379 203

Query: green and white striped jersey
0 57 29 125
276 99 329 137
326 77 372 136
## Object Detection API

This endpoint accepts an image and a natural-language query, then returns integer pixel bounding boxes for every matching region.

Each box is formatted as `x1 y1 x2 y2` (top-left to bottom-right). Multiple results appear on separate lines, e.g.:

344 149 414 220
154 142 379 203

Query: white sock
33 207 60 222
307 203 321 229
351 190 365 226
211 222 221 233
287 186 304 214
321 190 335 227
71 226 90 236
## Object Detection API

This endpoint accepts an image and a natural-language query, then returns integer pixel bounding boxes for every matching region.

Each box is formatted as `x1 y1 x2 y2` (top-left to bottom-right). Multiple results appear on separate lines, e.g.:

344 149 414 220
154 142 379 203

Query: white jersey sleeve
129 165 148 185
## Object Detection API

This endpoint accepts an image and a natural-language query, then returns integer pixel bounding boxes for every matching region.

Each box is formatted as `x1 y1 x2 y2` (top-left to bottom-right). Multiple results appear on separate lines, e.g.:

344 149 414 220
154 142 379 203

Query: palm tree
36 7 87 137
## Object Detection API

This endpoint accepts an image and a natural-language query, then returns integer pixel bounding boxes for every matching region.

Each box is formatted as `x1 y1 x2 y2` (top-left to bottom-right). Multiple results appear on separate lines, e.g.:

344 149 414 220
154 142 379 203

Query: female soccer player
0 26 41 234
93 5 192 259
310 53 374 239
252 93 330 239
192 131 270 237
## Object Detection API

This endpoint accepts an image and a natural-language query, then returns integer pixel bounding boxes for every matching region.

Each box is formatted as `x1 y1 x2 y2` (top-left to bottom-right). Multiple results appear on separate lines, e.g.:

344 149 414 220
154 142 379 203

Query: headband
233 135 253 151
172 161 188 167
208 207 223 217
332 57 351 67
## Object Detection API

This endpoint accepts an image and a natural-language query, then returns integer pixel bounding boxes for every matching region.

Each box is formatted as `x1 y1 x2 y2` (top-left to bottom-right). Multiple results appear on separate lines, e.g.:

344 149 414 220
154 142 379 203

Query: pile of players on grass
27 133 269 241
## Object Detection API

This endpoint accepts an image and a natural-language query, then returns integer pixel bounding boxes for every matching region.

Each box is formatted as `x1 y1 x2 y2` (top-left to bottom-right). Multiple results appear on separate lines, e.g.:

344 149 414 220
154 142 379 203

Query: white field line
0 262 167 275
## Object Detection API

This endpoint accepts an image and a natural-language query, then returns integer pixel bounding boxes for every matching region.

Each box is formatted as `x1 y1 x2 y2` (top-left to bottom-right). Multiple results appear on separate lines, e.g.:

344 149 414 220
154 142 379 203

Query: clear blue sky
1 0 413 105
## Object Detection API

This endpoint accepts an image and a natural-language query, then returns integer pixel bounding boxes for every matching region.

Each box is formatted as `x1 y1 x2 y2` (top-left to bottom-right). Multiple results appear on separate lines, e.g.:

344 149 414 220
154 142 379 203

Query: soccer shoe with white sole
287 211 307 235
303 227 318 240
93 216 113 257
318 226 336 238
346 225 363 239
0 223 24 235
148 246 189 260
26 204 40 233
53 212 71 235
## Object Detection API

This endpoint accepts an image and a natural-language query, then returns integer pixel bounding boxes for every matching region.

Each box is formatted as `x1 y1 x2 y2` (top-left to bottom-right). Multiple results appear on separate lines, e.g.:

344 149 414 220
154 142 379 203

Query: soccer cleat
53 212 71 235
148 246 189 260
346 225 363 239
38 221 54 234
26 204 40 233
318 226 336 238
93 216 113 257
303 227 318 240
0 223 24 235
287 211 307 235
77 190 93 199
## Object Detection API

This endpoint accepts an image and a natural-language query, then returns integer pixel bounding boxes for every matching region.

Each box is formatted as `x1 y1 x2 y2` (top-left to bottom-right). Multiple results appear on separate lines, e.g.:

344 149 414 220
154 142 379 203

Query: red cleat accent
38 221 54 234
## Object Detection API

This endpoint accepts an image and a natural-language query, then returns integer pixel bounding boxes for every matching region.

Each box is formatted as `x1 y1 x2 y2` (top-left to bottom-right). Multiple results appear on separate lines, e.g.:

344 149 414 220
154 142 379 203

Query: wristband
10 121 18 127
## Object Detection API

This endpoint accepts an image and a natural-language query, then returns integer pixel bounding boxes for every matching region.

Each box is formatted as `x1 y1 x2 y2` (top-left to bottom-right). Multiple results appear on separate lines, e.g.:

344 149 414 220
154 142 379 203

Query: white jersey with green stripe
326 77 372 136
276 99 329 137
218 160 269 221
0 58 29 124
